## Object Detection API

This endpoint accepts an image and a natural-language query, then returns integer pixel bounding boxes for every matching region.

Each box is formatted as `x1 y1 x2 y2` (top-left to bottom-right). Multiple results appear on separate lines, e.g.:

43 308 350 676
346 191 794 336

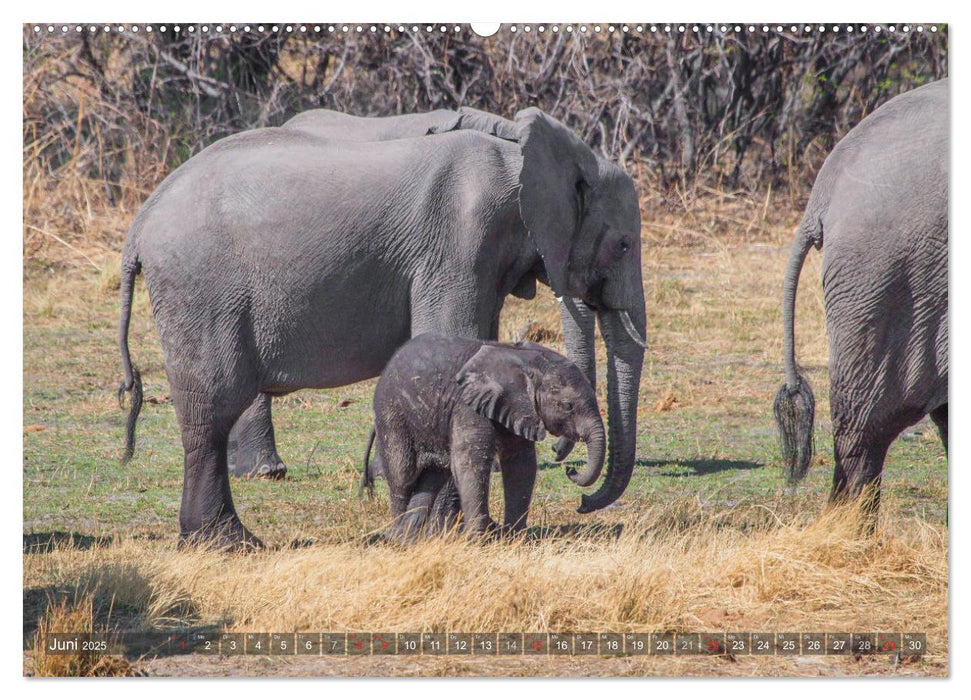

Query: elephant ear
455 346 547 442
515 107 600 297
456 107 521 141
425 108 521 141
425 112 463 136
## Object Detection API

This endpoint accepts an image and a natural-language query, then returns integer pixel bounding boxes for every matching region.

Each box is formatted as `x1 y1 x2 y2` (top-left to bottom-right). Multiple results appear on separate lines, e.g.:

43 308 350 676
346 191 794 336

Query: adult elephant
774 79 947 512
118 107 647 548
224 107 533 480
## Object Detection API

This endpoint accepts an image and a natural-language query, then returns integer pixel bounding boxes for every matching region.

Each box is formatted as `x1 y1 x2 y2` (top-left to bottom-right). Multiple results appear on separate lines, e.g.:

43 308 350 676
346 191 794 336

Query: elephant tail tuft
359 427 376 499
773 373 815 483
119 368 143 465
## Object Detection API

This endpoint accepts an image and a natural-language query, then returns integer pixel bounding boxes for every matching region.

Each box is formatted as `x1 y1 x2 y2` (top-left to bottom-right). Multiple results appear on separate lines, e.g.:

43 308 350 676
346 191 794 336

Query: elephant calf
368 334 606 540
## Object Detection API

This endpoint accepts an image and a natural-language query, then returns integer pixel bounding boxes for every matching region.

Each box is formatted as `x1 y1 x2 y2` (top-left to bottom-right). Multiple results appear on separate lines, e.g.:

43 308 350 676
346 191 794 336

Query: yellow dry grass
23 498 947 675
29 595 139 677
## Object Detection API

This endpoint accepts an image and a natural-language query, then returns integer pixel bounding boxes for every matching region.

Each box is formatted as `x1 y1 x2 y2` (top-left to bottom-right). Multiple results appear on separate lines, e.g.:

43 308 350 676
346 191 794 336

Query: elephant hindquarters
823 243 945 507
144 270 267 547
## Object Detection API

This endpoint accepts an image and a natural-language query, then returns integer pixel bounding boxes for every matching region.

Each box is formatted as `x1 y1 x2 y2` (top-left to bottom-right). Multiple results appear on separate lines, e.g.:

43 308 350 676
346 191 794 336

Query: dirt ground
23 648 941 678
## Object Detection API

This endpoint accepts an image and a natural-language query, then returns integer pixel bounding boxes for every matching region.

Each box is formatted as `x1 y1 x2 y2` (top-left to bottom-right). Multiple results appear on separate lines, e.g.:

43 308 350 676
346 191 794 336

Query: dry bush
23 24 947 270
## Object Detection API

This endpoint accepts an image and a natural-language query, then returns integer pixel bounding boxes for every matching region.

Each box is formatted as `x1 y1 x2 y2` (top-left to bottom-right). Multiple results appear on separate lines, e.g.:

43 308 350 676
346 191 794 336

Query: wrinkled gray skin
775 79 948 512
118 107 646 549
284 105 521 142
227 107 535 480
370 334 606 540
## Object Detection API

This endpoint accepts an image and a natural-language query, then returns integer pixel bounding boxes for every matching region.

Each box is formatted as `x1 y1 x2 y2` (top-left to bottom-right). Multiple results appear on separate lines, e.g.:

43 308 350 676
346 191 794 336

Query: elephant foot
228 440 287 480
179 518 265 553
253 462 287 480
377 521 430 546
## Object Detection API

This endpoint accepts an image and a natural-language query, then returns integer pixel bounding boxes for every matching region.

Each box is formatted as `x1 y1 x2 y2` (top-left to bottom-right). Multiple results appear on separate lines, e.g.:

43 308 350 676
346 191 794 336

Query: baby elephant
369 333 606 540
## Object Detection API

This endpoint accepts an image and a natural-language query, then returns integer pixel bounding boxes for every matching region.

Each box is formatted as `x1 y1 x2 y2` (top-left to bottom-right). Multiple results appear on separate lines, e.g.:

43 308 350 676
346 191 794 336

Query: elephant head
455 344 606 488
514 108 646 513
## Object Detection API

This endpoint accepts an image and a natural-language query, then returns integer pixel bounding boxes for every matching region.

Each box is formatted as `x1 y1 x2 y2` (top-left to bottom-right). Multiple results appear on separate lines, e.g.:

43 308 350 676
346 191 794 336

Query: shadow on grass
524 521 625 542
23 531 114 554
24 583 227 662
538 459 589 472
538 457 761 477
636 458 763 477
354 521 626 547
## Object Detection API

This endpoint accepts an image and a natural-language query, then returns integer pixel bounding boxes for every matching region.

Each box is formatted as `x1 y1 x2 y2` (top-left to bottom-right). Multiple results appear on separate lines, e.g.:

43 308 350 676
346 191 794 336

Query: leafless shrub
23 24 947 263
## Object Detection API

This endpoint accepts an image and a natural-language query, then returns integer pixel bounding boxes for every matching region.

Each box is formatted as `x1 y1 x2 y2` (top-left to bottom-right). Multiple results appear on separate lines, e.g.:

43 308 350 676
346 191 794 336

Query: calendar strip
41 632 925 658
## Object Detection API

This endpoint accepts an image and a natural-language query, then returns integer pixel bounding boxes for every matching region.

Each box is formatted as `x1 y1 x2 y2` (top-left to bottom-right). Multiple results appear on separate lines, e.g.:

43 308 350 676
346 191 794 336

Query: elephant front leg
499 439 538 533
228 393 287 479
450 420 500 535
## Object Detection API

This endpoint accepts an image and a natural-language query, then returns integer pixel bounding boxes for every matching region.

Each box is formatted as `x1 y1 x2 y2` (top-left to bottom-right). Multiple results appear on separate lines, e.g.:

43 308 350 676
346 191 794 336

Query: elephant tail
773 211 822 483
118 248 143 465
359 427 376 499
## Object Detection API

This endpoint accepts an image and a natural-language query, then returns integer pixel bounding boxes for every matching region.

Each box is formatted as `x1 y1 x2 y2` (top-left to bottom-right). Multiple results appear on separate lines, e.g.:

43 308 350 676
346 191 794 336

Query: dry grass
23 498 947 676
28 594 138 677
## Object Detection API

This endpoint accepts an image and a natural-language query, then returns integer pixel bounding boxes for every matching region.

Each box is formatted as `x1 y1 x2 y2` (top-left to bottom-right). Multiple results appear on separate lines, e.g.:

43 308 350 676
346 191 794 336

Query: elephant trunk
565 413 606 487
578 300 646 513
558 297 597 387
555 297 598 462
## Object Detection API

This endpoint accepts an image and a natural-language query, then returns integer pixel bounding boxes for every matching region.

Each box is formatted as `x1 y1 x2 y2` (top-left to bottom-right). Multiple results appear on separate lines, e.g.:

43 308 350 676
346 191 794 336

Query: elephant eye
560 400 574 413
618 237 631 253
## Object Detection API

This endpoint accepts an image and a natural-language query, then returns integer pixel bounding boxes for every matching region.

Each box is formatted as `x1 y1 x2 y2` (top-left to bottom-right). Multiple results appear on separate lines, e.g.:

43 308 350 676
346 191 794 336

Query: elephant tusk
619 310 648 349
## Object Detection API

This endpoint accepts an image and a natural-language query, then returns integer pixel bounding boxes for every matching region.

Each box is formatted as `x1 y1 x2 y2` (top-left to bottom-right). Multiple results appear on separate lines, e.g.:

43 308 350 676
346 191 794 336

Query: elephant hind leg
378 433 422 536
386 468 450 543
171 382 263 551
228 392 287 480
426 476 462 536
930 404 948 453
829 429 893 518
